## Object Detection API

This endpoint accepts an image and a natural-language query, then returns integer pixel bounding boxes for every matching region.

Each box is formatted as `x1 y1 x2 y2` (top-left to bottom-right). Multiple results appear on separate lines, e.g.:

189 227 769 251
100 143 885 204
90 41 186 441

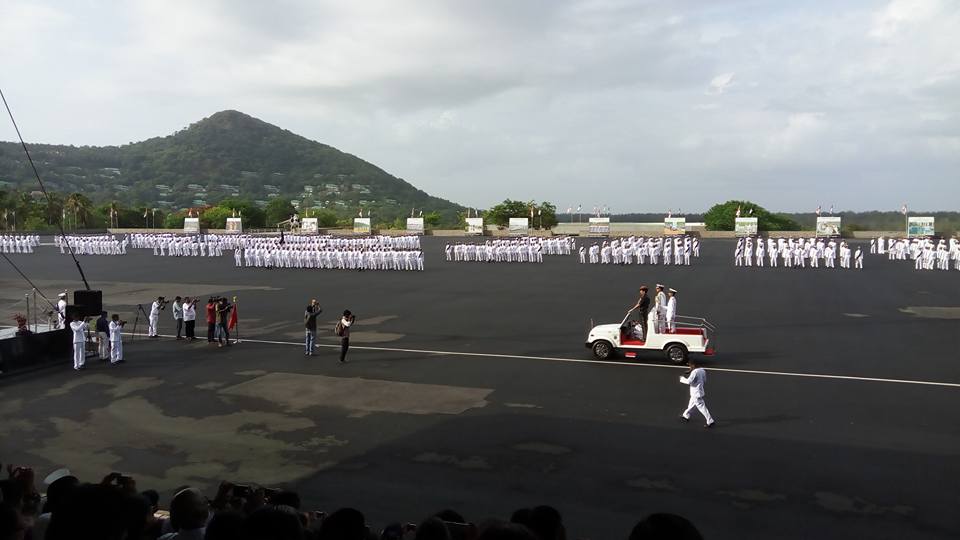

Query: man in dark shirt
304 299 322 356
95 311 110 360
216 298 232 348
629 286 651 340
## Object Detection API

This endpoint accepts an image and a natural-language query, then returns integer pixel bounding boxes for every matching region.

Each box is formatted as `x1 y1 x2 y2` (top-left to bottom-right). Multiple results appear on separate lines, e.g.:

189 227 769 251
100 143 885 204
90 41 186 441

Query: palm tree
108 201 120 228
65 193 93 230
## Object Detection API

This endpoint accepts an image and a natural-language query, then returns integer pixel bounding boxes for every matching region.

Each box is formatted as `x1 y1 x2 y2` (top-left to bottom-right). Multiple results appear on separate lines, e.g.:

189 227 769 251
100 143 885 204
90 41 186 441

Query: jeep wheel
665 344 687 364
592 340 613 360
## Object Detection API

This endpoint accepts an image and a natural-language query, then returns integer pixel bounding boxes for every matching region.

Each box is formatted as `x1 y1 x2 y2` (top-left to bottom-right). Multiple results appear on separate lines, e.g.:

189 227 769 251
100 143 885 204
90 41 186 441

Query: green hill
0 110 462 224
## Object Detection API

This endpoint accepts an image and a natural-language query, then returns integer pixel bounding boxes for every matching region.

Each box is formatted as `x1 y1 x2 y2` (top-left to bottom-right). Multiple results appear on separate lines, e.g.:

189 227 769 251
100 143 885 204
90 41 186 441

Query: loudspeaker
73 290 103 317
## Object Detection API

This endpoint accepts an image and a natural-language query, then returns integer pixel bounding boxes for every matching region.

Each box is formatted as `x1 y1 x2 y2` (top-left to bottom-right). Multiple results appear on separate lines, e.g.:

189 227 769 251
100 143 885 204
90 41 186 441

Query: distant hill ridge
0 110 462 221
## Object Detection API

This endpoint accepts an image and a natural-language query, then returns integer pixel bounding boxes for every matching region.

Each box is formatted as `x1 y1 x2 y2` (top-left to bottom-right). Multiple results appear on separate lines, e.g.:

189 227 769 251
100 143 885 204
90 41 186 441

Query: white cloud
1 0 958 211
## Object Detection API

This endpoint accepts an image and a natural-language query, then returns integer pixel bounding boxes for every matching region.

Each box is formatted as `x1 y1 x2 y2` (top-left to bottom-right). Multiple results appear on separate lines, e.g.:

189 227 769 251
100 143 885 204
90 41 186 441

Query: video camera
155 297 169 310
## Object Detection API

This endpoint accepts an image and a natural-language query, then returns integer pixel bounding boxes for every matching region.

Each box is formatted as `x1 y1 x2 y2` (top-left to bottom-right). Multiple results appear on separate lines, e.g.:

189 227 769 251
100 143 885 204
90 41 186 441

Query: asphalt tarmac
1 236 958 539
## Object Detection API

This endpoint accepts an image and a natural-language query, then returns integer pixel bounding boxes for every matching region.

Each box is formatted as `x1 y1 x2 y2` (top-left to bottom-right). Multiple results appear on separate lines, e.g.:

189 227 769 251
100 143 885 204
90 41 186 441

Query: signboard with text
815 216 841 237
734 217 758 237
466 217 484 235
225 217 242 233
353 217 372 235
406 217 425 234
508 217 529 236
301 217 319 234
183 217 200 234
907 216 935 238
588 217 611 235
664 217 686 235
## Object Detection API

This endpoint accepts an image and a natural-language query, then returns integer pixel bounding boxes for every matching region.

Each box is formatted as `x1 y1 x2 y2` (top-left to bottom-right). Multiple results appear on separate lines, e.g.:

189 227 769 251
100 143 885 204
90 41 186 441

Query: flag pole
232 295 240 344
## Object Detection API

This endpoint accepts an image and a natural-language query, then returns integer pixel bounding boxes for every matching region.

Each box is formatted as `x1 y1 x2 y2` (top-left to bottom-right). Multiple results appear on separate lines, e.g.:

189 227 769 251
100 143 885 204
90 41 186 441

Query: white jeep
585 311 716 364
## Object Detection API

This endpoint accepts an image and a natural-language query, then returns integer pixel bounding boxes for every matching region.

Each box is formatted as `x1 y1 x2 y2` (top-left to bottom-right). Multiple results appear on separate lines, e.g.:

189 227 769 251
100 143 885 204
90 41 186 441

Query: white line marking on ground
146 333 960 389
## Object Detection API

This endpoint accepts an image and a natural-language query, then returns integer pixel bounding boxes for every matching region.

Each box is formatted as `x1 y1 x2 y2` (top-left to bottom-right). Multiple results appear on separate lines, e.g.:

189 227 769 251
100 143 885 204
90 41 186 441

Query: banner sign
734 217 758 237
225 217 242 233
406 217 425 234
183 217 200 234
815 216 841 237
466 217 484 235
588 217 611 235
301 217 319 234
664 217 686 235
353 217 372 235
907 216 935 238
508 217 529 236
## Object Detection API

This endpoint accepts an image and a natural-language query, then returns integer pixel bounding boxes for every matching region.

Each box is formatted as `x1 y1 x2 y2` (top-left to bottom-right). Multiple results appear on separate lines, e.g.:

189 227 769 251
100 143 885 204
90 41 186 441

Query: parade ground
1 237 958 539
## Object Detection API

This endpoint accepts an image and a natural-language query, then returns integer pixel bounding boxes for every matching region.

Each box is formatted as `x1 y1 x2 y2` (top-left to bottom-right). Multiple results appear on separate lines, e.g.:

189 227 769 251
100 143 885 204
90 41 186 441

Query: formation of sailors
235 234 423 271
0 234 39 253
56 234 127 255
734 237 863 269
580 236 699 265
130 233 234 255
872 237 960 271
444 237 574 263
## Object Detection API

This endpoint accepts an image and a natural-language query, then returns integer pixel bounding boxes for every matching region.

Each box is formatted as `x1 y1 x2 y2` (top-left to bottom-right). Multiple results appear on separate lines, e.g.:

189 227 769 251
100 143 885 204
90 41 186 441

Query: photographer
148 296 167 338
215 297 233 348
95 311 110 361
172 296 184 340
304 299 322 356
109 314 125 364
206 297 217 343
336 310 355 363
182 297 198 341
69 317 90 370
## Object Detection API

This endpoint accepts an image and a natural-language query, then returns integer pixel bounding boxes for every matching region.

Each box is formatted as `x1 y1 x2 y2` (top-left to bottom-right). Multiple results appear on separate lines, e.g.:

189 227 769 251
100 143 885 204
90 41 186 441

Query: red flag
228 301 238 331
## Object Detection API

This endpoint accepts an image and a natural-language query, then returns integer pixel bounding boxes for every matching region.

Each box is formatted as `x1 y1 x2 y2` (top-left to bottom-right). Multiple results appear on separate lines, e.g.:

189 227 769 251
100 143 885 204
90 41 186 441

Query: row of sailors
0 234 40 253
872 237 960 270
130 233 240 250
579 236 700 265
56 234 128 255
236 234 421 251
734 237 863 269
893 238 959 271
446 241 547 263
152 236 225 257
235 246 424 271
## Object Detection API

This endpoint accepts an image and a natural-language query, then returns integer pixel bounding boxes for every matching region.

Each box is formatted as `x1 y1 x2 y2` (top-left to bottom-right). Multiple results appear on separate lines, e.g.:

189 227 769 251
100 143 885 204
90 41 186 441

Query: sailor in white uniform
109 315 125 364
679 360 715 428
56 292 68 329
69 317 89 370
148 297 163 337
665 288 678 332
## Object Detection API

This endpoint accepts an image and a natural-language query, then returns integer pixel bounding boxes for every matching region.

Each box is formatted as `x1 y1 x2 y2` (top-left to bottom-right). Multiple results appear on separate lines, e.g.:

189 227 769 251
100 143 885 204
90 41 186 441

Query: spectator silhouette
628 513 703 540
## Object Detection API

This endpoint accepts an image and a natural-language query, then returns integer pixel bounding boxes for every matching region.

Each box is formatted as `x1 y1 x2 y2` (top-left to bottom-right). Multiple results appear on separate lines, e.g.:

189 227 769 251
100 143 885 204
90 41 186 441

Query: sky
1 0 958 212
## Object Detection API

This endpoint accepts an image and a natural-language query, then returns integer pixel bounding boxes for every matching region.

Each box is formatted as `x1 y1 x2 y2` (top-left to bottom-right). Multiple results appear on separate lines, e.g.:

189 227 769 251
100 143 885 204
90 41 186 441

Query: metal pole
32 288 38 332
24 292 30 334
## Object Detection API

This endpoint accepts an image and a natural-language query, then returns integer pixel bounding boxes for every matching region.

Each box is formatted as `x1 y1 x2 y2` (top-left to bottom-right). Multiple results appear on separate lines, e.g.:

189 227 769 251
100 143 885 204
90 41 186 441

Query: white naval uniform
148 301 161 337
70 320 88 370
680 367 714 425
57 298 67 329
666 296 677 332
109 320 124 363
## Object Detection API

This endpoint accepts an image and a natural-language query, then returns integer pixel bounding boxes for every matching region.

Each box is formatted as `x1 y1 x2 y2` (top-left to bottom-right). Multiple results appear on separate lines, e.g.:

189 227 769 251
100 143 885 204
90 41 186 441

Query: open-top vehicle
585 311 716 364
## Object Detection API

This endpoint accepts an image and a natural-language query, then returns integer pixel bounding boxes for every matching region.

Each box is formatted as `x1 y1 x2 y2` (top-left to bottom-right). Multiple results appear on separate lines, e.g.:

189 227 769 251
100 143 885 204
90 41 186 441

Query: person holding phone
336 310 355 363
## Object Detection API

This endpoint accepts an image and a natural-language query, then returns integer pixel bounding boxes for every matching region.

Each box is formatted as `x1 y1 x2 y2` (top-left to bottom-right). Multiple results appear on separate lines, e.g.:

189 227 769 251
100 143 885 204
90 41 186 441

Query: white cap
668 288 677 293
44 468 72 485
58 292 67 298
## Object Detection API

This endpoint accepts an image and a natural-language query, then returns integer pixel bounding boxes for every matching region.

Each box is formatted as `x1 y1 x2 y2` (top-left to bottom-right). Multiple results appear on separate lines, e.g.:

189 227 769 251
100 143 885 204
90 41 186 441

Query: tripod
130 303 150 341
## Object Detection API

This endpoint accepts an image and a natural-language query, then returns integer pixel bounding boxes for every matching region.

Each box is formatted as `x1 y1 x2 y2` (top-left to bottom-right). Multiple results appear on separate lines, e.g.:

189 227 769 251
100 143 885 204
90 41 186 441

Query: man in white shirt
182 297 197 341
679 360 715 428
148 296 164 338
109 314 125 364
172 296 184 339
69 317 89 370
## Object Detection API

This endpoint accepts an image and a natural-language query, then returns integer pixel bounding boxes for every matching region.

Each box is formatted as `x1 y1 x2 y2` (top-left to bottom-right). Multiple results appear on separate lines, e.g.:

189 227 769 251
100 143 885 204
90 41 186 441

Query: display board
183 217 200 234
734 217 758 237
815 216 841 237
301 217 319 234
466 217 484 235
406 217 425 235
225 217 242 233
907 216 935 238
353 217 372 235
508 217 529 236
588 217 611 235
664 217 686 235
